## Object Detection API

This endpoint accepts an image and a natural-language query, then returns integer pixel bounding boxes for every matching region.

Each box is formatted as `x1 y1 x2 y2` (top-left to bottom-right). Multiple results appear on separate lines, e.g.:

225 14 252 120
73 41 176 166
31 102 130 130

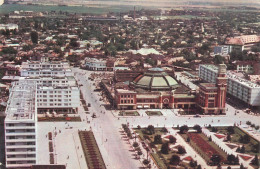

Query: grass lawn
38 116 81 122
212 126 260 156
119 111 140 116
146 111 163 116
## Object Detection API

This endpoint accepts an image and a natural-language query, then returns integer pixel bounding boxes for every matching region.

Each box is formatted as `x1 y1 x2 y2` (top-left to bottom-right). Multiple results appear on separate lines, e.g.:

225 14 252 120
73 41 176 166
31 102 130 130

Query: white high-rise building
5 81 37 168
20 57 80 113
199 64 260 106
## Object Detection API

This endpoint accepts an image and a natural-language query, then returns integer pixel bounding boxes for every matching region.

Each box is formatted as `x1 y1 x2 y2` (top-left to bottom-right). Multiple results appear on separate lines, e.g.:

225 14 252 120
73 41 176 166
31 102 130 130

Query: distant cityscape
0 2 259 169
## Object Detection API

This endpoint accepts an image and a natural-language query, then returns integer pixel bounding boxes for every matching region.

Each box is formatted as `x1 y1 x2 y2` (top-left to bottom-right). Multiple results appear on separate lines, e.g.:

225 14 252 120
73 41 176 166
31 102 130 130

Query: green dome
132 68 179 91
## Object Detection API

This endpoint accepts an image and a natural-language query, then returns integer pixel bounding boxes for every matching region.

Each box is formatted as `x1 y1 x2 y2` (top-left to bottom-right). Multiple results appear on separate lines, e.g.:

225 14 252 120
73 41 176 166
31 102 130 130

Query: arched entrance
163 98 170 108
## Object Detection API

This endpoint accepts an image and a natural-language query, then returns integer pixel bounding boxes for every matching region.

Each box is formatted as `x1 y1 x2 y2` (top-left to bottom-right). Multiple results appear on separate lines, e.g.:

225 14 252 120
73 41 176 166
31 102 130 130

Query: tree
133 142 139 148
227 126 234 134
180 125 189 134
227 166 231 169
227 154 238 165
190 160 197 167
143 159 150 165
251 143 259 153
197 165 202 169
209 136 212 141
177 146 186 154
170 155 180 165
153 135 162 144
30 31 38 44
251 155 259 166
214 55 225 64
226 133 231 141
161 127 168 133
169 135 176 144
186 137 190 142
246 121 251 125
161 142 169 154
147 125 155 135
240 145 245 153
240 164 245 169
69 39 79 48
193 125 202 133
210 154 221 165
236 146 241 152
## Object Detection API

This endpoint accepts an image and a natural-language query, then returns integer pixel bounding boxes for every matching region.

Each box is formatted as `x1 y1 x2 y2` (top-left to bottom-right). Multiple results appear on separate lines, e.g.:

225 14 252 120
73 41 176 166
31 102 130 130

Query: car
194 114 201 118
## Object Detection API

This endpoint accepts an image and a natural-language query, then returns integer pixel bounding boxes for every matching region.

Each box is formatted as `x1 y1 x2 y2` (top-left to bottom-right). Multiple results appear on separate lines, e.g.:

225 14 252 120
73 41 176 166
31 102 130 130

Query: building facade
85 58 107 71
199 64 260 106
5 81 37 168
214 45 232 56
19 57 80 114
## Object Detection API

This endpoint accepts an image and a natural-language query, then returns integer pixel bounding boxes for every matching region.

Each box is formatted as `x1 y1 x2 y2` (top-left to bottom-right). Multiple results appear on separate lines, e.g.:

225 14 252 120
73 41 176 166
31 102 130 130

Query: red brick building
197 64 227 114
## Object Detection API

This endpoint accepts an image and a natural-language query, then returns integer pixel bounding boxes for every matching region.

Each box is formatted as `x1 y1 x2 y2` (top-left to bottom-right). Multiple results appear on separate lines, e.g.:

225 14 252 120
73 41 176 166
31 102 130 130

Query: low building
85 58 107 71
225 35 260 51
234 61 254 74
214 45 232 56
0 24 18 30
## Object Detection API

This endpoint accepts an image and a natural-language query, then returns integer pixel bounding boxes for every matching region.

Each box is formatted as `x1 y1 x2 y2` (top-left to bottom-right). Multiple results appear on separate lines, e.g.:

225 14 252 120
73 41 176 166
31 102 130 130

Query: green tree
177 146 186 154
147 125 155 135
250 155 259 166
193 125 202 133
210 154 221 165
160 142 169 154
153 135 162 144
169 135 176 144
180 125 189 134
170 155 180 165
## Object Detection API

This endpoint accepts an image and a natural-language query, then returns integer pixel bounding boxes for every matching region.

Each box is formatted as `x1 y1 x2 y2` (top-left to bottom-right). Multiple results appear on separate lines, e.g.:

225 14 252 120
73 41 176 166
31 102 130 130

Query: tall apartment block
4 81 37 168
20 57 80 114
199 64 260 106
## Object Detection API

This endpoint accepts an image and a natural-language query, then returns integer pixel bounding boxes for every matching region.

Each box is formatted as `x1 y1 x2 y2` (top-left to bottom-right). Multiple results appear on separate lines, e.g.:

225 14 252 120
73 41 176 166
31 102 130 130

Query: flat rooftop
227 71 260 89
200 64 260 89
5 80 36 121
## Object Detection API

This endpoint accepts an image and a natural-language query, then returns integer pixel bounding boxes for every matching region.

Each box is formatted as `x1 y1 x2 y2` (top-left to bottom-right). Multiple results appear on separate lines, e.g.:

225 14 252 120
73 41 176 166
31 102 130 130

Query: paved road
73 68 260 169
73 68 141 169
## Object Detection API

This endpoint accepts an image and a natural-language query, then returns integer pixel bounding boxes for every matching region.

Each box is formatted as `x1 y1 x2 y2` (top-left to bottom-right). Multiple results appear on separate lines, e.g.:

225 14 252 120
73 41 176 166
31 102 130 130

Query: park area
79 131 106 169
209 126 260 168
135 126 198 169
145 111 163 116
38 116 81 122
209 126 259 156
119 111 140 116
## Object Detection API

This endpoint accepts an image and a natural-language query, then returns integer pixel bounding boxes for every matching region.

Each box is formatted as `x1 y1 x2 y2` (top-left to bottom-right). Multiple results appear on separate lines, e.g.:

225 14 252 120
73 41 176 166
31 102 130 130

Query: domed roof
131 68 179 91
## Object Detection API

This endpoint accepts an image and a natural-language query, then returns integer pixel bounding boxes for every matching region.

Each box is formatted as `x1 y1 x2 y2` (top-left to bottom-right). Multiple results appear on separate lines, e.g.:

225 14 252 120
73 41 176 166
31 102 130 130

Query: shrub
246 121 251 125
